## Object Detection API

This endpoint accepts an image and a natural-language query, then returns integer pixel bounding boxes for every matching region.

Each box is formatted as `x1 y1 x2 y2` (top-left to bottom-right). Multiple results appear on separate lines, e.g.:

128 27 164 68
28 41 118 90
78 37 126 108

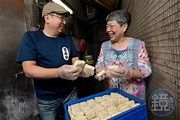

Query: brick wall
121 0 180 120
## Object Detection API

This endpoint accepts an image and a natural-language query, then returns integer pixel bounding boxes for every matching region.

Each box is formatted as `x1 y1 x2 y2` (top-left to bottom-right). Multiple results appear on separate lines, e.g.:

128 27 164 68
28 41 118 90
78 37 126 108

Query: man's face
46 13 68 33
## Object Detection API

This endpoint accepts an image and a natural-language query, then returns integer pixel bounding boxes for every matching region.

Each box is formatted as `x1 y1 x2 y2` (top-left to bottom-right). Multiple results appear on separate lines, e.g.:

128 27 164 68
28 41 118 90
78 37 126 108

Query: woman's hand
95 66 107 81
108 65 132 79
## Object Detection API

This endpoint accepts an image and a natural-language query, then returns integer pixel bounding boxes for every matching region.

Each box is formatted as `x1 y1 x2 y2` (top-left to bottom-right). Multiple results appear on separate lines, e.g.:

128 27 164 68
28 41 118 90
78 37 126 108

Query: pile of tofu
68 92 140 120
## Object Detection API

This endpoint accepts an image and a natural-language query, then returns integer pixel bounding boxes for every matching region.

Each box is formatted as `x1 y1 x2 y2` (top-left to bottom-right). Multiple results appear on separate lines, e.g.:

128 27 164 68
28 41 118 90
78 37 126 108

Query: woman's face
106 20 127 42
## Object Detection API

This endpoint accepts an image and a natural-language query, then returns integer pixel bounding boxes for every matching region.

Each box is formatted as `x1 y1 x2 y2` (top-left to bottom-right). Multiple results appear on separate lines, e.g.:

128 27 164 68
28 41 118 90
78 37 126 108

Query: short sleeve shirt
16 30 78 100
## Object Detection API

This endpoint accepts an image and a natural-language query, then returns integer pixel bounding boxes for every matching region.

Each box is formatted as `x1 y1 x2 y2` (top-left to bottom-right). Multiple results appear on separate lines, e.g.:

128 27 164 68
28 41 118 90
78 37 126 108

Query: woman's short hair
106 10 131 27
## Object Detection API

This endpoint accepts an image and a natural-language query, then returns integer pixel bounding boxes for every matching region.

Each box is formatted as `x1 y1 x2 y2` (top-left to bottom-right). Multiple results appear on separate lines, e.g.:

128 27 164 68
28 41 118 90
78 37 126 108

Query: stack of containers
64 88 148 120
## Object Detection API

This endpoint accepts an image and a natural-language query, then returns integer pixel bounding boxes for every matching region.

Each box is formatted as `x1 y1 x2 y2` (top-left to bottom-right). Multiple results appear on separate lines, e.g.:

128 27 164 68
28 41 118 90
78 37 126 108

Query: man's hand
59 65 82 80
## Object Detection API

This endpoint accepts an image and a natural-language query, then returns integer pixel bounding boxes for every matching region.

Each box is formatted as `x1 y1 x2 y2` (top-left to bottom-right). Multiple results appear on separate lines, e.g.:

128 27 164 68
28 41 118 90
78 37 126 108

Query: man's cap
42 1 69 17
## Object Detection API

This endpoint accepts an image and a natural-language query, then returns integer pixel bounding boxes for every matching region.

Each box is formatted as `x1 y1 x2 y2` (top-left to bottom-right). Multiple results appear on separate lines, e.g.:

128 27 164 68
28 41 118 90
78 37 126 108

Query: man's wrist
58 67 62 78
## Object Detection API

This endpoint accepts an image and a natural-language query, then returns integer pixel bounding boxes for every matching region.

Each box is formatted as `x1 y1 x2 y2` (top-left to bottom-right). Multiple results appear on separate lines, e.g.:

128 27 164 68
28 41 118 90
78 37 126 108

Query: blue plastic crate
64 88 148 120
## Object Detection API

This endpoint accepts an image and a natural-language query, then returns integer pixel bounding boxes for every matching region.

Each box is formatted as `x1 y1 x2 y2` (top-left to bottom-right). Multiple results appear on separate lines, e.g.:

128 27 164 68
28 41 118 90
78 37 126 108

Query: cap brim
53 11 70 16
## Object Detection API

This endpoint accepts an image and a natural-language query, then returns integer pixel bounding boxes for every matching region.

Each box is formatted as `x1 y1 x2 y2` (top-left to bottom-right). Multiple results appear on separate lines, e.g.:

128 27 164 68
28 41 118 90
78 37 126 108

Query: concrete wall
121 0 180 120
0 0 38 119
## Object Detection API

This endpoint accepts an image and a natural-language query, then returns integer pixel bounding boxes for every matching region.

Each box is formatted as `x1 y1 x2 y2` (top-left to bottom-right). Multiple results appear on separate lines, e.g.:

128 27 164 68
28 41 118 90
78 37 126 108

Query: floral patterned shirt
95 38 152 100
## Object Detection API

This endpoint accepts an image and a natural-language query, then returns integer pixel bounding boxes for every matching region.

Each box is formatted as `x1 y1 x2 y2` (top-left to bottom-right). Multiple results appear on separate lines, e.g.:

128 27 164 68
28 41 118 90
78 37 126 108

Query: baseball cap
42 1 69 17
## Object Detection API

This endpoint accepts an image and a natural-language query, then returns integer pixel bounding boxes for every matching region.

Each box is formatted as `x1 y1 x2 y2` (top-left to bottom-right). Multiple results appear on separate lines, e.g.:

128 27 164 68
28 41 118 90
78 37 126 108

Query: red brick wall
121 0 180 120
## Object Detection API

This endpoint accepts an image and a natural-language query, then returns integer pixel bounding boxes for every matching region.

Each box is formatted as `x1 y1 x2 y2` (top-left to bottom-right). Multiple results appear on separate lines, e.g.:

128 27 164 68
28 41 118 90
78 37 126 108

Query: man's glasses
49 13 68 22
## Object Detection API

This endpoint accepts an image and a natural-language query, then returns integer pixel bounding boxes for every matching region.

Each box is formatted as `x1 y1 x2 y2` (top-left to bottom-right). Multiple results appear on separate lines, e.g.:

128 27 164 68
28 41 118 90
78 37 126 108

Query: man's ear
44 14 50 22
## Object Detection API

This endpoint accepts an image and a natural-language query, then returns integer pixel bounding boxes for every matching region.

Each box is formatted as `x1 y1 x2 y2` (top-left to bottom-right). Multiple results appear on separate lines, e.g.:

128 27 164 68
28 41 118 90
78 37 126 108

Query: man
16 1 90 120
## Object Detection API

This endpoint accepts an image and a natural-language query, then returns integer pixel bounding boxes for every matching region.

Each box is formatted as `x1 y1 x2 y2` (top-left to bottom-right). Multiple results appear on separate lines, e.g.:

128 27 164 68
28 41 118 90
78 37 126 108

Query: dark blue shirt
16 30 78 100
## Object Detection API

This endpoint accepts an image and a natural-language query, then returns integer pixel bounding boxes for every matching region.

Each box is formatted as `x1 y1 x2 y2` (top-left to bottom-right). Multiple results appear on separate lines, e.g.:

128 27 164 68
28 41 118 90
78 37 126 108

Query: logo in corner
148 89 175 116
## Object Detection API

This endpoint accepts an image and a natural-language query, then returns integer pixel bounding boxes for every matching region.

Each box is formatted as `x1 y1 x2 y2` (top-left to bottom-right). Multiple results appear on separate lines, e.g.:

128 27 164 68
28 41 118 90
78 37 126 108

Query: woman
95 10 152 100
